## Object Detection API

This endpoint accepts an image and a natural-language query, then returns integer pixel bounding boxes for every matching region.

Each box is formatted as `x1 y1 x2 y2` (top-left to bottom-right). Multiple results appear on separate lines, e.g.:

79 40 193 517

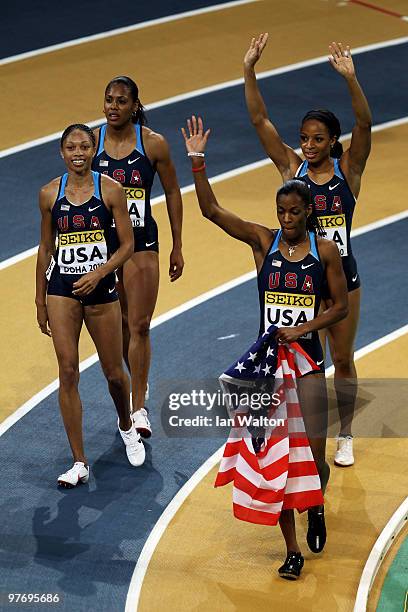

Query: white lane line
125 323 408 611
1 272 406 612
0 246 39 270
0 0 257 66
1 116 408 272
354 498 408 612
217 334 239 340
1 227 406 601
0 270 255 437
2 204 407 273
124 445 225 612
1 36 407 159
0 353 99 436
324 323 408 377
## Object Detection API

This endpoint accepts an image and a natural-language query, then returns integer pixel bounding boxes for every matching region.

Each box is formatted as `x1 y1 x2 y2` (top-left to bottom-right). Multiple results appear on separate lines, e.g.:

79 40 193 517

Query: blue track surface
1 43 408 261
1 219 407 610
2 10 408 609
0 0 228 58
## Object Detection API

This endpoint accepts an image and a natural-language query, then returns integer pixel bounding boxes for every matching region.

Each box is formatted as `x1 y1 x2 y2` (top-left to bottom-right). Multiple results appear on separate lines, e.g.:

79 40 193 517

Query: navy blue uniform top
51 171 113 280
257 230 324 361
92 123 156 233
295 158 360 292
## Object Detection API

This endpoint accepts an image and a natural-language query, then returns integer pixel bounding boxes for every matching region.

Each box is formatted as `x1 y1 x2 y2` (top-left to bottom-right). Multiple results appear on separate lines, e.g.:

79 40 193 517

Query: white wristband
187 151 205 157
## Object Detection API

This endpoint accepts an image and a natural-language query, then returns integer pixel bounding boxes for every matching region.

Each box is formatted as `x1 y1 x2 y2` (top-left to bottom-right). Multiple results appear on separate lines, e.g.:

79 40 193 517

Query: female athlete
244 35 372 466
36 124 145 487
181 115 348 579
93 76 184 438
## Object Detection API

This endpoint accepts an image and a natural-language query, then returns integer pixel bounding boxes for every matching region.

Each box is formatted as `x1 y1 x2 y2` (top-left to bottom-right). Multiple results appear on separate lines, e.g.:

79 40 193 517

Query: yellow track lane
137 337 408 611
138 440 408 612
356 333 408 377
1 125 406 422
4 0 408 149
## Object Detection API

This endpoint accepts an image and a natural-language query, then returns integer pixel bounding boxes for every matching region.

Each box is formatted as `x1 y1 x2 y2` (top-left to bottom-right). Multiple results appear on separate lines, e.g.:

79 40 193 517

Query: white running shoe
118 420 145 466
334 435 354 466
132 408 152 439
57 462 89 488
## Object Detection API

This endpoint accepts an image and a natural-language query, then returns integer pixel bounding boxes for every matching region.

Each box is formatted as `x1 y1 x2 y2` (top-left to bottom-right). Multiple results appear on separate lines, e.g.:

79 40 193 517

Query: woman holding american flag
182 115 348 580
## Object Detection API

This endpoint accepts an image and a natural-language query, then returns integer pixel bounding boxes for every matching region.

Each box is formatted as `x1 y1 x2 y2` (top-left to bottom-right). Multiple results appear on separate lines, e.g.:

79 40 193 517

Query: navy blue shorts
297 332 325 375
322 253 360 297
342 253 361 292
110 218 159 254
47 260 118 306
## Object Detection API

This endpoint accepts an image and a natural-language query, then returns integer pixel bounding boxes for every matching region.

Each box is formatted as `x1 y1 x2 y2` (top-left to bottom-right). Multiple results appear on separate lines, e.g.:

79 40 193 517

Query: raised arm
72 178 134 297
35 183 57 336
147 130 184 282
181 115 271 255
276 239 348 343
329 42 372 197
244 33 302 181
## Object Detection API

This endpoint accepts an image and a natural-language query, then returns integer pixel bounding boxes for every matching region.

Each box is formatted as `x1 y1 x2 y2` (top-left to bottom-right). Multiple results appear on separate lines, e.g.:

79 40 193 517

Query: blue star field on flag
223 326 279 382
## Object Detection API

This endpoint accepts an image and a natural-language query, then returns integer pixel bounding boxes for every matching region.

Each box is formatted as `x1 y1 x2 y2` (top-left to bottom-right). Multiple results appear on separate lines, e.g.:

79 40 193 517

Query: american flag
215 326 324 526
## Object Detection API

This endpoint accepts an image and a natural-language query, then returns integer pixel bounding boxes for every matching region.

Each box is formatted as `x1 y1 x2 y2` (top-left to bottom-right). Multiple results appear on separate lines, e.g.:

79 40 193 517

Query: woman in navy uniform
244 35 372 466
36 124 144 488
93 76 184 438
181 115 348 579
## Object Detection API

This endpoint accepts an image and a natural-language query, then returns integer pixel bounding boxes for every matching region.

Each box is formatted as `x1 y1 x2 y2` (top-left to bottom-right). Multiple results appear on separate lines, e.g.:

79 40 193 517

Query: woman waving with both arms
244 34 372 467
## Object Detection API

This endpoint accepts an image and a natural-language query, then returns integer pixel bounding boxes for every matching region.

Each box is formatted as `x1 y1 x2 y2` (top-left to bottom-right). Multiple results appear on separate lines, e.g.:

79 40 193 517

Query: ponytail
132 102 147 126
307 210 325 237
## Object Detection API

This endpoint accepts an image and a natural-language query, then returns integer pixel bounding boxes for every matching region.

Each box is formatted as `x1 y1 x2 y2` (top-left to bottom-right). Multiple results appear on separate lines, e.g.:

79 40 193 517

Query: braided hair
105 76 147 125
276 179 325 237
301 109 343 158
60 123 96 148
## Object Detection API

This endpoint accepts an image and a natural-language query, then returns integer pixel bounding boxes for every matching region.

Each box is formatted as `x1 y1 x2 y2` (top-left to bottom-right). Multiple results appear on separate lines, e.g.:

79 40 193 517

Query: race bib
58 230 107 275
120 187 146 228
264 291 315 340
319 214 348 256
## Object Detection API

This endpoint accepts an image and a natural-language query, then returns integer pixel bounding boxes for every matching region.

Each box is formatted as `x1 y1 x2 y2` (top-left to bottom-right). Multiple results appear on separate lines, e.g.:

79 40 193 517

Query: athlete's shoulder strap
92 171 102 200
96 124 107 156
332 157 356 202
269 229 282 254
57 174 68 200
135 123 146 156
332 157 344 179
309 231 320 261
295 160 308 177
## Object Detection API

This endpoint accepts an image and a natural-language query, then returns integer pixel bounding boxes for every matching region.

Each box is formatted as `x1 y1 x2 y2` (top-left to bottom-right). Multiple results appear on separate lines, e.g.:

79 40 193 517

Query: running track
1 1 407 610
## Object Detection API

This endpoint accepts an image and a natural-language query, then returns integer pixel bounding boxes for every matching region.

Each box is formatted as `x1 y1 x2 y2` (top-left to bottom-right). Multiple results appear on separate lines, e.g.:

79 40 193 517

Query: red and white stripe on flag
215 343 323 526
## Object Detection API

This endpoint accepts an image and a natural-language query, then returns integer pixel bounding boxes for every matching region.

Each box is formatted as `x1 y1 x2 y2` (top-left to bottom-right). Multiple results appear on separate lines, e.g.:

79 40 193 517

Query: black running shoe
307 507 326 553
278 552 304 580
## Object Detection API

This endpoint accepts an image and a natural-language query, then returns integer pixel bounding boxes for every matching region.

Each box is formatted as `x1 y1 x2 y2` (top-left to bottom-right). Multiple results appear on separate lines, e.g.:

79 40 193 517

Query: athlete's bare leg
279 510 301 553
326 287 360 436
84 301 131 431
119 251 159 413
47 296 86 464
298 373 330 500
278 373 328 553
318 328 327 361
